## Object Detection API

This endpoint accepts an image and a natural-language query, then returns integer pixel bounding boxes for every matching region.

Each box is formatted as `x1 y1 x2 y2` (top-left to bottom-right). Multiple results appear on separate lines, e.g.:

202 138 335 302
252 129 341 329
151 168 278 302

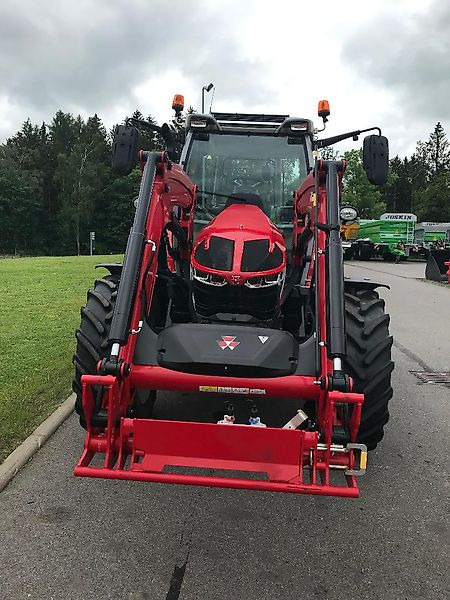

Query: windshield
186 133 309 227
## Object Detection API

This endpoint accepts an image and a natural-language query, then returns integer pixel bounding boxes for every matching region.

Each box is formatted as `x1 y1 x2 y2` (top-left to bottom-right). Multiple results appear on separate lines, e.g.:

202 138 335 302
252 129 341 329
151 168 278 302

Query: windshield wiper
197 189 257 202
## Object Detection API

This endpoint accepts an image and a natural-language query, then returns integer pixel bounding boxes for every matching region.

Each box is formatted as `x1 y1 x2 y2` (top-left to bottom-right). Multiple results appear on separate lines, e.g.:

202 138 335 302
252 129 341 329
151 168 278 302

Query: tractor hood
191 203 286 286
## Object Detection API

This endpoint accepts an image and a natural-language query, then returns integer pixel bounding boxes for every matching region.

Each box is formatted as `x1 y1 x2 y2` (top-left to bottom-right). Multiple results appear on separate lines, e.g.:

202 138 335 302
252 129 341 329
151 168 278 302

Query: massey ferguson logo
217 335 240 350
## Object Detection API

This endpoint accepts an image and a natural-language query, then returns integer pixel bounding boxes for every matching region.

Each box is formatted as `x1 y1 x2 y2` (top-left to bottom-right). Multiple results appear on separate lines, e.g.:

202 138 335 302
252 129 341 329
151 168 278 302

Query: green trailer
351 213 417 261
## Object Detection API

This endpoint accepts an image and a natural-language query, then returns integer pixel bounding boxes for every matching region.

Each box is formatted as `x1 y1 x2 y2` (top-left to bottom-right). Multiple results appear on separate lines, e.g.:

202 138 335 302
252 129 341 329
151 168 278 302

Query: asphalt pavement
1 260 449 600
345 259 450 371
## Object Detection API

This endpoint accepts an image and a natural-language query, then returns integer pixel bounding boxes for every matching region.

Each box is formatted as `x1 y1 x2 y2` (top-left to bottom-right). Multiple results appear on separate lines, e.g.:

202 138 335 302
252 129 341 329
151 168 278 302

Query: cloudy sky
0 0 447 157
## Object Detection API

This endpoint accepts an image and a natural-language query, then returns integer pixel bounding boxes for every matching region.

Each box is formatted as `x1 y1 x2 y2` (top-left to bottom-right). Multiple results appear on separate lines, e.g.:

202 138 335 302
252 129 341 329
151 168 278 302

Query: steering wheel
232 179 265 196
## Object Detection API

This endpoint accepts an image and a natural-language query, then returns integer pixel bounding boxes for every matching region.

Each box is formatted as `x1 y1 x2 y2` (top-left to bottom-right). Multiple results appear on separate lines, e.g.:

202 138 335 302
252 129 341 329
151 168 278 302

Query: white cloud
0 0 446 157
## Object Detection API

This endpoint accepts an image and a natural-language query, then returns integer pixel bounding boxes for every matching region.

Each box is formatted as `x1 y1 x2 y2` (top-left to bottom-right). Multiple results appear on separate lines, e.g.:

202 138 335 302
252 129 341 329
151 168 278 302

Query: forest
1 110 449 256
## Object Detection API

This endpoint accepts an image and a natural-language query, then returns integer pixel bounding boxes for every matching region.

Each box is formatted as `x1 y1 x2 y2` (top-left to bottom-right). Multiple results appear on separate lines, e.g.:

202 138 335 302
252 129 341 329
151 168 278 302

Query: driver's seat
224 193 267 214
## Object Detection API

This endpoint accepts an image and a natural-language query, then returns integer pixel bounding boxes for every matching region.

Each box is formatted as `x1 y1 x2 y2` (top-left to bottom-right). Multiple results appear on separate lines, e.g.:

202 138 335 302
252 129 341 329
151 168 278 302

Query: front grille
193 280 279 321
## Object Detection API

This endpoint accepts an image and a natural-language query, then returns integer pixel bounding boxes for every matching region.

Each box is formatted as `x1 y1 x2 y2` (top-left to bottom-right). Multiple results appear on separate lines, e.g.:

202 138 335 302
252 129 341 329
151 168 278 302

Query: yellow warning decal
311 192 317 206
199 386 218 393
359 451 368 471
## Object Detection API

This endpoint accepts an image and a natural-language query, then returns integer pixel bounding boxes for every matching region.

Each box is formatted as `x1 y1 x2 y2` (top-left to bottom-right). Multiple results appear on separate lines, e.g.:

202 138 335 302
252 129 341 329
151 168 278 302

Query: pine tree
410 123 450 220
428 122 450 175
0 147 42 254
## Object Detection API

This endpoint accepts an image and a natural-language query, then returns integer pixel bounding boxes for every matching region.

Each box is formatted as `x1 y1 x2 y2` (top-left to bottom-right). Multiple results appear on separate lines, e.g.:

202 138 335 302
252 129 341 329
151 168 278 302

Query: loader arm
104 151 196 372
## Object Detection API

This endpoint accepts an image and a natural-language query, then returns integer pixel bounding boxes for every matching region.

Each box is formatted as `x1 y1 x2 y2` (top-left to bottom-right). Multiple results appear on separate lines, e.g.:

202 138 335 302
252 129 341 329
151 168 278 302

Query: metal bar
313 156 321 376
129 366 322 400
74 467 359 497
317 126 381 148
81 372 363 407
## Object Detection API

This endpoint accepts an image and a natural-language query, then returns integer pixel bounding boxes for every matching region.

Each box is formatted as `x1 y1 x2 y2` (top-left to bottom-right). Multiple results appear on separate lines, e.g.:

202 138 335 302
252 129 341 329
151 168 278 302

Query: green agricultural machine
350 213 417 261
415 223 450 282
414 223 450 254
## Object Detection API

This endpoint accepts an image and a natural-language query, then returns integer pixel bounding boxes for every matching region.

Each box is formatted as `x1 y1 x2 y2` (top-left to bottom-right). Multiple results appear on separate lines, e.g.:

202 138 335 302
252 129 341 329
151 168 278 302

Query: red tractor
73 98 392 497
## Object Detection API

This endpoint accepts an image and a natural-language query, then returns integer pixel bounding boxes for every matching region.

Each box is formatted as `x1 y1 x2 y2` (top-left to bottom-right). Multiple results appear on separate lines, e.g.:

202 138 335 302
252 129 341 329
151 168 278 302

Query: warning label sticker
199 386 266 395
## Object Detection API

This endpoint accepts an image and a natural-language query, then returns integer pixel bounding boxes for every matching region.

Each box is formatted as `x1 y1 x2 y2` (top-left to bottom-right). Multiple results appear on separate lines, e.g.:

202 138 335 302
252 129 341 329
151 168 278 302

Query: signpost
90 231 95 256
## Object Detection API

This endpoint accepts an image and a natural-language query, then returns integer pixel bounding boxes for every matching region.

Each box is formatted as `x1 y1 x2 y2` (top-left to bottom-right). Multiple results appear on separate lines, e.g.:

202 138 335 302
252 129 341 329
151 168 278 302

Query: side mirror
112 125 140 175
363 134 389 186
340 205 358 223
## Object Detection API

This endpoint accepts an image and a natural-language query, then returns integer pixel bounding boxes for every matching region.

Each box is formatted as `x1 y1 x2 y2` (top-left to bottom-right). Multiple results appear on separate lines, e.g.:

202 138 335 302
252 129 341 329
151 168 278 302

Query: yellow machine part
340 222 360 240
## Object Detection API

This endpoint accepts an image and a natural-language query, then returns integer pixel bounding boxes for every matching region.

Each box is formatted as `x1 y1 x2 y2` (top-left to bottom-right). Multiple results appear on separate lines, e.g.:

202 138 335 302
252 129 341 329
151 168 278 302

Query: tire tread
344 289 394 450
72 275 119 424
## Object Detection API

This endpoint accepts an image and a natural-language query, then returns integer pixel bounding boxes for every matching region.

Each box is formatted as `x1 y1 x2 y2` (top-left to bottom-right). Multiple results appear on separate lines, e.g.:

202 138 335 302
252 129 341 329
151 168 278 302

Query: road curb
0 393 75 493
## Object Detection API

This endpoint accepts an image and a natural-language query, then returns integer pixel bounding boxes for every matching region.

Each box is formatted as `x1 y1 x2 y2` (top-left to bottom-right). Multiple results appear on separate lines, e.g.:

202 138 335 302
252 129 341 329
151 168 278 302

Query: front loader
72 98 393 498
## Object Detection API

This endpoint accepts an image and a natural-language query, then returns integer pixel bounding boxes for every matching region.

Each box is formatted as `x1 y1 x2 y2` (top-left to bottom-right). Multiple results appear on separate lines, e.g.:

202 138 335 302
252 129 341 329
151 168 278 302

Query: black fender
95 263 123 278
344 276 390 291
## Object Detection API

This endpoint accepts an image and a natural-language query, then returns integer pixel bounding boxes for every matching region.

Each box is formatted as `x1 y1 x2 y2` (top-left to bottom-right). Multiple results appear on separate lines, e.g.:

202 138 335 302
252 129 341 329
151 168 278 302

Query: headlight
192 268 227 287
245 270 285 288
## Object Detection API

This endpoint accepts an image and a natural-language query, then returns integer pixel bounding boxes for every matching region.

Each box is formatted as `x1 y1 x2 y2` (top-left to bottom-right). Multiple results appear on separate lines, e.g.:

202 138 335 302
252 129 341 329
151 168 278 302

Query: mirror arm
125 118 181 157
318 126 382 148
126 117 162 135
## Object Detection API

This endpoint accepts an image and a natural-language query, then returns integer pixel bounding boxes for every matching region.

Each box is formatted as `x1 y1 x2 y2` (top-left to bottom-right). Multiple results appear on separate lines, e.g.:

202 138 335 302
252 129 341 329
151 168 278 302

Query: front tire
344 288 394 450
72 275 155 427
73 276 119 426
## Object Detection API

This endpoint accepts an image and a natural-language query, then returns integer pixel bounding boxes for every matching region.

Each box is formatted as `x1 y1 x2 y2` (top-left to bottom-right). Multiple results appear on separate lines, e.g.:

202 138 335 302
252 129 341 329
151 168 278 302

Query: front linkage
74 150 368 498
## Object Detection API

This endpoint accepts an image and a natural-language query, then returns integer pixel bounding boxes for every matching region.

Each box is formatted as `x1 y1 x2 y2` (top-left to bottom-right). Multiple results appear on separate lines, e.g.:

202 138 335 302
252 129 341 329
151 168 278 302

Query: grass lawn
0 254 122 461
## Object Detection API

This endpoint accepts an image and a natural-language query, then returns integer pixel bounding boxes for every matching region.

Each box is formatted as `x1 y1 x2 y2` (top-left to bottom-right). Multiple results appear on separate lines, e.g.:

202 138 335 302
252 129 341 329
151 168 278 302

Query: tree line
0 110 163 256
1 112 449 256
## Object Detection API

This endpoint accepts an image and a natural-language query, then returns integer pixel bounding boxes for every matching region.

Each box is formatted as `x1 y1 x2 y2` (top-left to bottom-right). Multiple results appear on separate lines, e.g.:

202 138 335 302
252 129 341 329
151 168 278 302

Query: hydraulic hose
108 152 158 347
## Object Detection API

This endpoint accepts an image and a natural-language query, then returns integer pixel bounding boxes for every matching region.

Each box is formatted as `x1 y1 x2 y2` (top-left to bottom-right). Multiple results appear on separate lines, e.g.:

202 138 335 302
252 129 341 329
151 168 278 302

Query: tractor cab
178 113 315 322
180 113 314 239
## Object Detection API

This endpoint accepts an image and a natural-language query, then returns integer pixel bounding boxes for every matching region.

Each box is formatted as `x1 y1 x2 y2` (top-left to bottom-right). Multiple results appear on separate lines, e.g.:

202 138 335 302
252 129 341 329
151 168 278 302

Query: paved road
345 259 450 371
1 262 449 600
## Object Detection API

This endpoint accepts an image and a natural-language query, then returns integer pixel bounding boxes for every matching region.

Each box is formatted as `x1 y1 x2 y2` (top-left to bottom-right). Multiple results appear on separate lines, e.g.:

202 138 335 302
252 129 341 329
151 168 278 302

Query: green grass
0 254 122 461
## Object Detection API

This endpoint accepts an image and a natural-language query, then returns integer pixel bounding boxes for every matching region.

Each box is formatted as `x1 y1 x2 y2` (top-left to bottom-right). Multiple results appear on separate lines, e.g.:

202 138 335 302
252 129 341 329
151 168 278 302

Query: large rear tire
344 288 394 450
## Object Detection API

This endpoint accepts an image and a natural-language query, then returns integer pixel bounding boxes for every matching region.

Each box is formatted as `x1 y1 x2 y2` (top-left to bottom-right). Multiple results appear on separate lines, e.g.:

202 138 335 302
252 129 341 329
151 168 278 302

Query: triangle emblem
258 335 269 344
